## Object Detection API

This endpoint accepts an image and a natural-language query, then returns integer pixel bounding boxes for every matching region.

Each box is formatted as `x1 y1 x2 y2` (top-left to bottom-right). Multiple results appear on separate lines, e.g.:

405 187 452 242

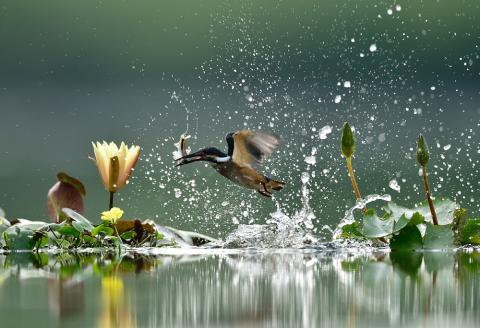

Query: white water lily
92 141 141 193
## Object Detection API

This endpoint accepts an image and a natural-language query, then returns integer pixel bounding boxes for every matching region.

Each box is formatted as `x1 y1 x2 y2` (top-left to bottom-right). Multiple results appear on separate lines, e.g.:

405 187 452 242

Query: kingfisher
175 130 285 197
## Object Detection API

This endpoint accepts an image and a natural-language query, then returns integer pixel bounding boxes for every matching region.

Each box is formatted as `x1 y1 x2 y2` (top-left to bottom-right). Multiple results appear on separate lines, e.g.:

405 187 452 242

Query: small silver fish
174 133 191 159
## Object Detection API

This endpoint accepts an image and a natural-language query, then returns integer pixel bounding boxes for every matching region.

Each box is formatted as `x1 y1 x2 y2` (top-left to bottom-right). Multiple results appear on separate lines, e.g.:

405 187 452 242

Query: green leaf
460 219 480 245
92 223 114 237
362 209 394 238
72 221 91 233
55 239 72 249
385 202 425 229
340 222 364 239
414 198 458 225
423 223 455 249
3 226 36 250
82 235 99 246
408 212 425 226
62 208 94 231
57 225 80 238
390 225 423 251
392 214 409 233
452 208 469 244
33 233 49 249
120 230 136 240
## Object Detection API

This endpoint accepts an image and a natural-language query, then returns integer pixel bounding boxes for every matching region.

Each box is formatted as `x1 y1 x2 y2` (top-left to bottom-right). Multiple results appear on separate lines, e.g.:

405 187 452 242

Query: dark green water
0 248 479 328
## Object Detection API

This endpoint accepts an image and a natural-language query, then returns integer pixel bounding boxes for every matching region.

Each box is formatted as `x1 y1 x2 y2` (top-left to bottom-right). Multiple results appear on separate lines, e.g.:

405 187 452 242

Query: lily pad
413 198 458 225
389 225 423 251
385 203 425 229
57 225 81 238
423 223 455 249
362 209 394 238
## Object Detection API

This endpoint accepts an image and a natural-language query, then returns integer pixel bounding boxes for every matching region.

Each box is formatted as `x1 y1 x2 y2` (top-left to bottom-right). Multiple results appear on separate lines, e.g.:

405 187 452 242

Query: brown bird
175 130 285 197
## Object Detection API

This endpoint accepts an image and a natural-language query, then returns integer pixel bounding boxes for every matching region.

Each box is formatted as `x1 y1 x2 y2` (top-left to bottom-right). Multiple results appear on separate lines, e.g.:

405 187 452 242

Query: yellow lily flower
92 141 141 193
101 207 124 225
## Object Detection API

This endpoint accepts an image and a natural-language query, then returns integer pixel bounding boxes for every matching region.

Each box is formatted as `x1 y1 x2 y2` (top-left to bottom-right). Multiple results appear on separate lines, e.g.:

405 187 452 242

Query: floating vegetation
0 140 216 252
336 127 480 249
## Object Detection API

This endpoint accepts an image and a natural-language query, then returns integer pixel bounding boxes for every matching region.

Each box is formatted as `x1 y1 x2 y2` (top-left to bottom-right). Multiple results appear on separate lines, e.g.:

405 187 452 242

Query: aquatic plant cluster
0 125 479 252
337 123 480 249
0 142 215 252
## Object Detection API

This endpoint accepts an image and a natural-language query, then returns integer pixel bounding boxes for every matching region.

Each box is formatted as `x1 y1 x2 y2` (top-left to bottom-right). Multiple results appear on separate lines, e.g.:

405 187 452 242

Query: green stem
346 157 362 200
109 191 115 210
346 157 366 215
113 225 123 245
422 166 438 225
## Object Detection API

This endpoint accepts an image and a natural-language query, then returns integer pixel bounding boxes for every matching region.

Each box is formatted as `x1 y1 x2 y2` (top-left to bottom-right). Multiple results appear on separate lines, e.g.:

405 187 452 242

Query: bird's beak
175 150 205 167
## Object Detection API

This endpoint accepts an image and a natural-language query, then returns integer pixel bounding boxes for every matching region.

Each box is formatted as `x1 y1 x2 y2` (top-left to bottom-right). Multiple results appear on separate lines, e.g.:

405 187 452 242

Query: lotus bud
416 134 430 167
341 123 356 158
47 172 85 223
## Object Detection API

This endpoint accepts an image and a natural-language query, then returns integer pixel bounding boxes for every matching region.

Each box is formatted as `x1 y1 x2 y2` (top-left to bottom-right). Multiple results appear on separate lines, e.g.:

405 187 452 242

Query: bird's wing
229 130 280 167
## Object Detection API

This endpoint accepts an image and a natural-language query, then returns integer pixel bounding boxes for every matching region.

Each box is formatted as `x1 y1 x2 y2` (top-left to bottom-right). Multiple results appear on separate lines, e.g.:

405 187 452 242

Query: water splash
332 194 392 240
223 172 317 248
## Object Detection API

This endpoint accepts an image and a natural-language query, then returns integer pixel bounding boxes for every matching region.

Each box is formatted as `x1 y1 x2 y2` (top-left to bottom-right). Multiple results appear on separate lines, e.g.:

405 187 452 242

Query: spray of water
223 171 318 248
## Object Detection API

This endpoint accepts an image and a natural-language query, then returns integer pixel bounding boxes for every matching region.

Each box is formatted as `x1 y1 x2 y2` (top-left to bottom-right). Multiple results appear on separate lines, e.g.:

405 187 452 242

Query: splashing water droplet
389 179 401 192
334 95 342 103
318 125 333 140
369 44 377 52
304 156 316 165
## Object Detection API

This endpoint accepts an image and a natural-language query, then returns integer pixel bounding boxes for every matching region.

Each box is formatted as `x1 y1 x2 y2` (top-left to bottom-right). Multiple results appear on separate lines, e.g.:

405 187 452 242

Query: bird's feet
258 182 272 197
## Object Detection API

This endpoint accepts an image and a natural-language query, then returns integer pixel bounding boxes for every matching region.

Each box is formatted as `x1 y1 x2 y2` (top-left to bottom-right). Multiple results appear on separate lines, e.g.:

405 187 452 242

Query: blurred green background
0 0 479 238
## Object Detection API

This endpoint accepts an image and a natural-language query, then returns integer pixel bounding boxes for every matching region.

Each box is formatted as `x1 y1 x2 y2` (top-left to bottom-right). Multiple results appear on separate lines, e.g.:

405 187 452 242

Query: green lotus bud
416 134 430 167
341 122 356 158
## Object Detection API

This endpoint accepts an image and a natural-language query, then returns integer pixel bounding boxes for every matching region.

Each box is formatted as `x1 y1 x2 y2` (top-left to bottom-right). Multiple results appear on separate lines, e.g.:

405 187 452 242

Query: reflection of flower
92 141 141 193
98 276 135 328
101 207 124 225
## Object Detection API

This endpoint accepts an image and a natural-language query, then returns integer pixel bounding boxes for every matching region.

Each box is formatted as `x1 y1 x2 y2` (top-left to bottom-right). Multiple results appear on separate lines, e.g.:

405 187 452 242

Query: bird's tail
266 179 285 191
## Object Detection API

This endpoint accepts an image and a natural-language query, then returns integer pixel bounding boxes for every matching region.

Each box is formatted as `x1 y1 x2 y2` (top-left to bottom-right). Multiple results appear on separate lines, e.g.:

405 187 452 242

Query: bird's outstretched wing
227 130 280 167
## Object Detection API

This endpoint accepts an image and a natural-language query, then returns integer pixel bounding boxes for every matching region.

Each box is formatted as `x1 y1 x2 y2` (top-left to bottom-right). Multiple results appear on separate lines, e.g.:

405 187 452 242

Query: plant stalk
346 157 362 200
421 166 438 225
109 191 115 210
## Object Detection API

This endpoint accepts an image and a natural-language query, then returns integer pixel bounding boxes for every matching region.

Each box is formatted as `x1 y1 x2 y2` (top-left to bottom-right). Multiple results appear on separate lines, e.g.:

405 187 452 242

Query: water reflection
0 249 479 327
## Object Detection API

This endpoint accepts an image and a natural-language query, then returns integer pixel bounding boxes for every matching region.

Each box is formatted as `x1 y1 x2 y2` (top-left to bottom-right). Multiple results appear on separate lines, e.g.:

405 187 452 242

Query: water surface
1 248 479 328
